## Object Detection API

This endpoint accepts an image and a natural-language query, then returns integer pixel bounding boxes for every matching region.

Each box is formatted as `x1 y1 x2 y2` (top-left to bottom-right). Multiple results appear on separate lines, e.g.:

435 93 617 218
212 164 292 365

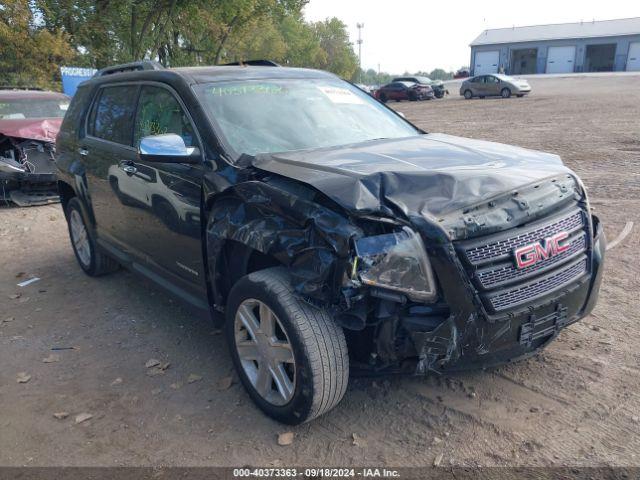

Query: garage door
474 51 499 75
546 46 576 73
627 42 640 71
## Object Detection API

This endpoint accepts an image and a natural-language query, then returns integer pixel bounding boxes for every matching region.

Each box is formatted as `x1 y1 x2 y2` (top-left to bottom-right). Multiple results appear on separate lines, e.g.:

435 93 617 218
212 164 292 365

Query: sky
303 0 640 74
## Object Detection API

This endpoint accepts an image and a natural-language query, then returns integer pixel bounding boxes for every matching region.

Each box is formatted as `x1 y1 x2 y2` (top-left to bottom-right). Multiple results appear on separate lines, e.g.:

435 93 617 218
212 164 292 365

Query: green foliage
358 67 455 87
0 0 74 90
1 0 453 90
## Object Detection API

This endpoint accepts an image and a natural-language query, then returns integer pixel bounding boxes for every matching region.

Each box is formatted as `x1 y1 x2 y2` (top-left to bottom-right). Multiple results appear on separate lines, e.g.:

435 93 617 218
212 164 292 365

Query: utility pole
356 23 364 83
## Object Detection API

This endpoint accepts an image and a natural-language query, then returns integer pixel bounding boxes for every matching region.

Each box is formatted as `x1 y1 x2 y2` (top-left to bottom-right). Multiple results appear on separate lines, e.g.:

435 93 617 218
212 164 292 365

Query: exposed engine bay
0 135 59 206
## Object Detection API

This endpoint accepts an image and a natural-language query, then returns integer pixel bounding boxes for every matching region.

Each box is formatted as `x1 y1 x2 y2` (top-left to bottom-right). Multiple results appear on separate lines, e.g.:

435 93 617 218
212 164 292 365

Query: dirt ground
1 75 639 468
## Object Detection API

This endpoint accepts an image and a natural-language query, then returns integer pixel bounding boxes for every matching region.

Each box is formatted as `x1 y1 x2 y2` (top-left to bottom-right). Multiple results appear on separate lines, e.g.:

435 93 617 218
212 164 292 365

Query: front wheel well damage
216 240 284 306
57 180 76 214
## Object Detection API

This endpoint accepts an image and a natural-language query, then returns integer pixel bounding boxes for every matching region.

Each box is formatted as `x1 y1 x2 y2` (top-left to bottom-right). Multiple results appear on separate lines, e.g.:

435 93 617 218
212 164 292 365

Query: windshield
194 78 419 158
0 98 69 119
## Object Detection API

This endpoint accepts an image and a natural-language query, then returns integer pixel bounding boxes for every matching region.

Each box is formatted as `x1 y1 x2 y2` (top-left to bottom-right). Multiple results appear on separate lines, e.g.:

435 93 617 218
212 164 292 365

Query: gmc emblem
514 231 570 269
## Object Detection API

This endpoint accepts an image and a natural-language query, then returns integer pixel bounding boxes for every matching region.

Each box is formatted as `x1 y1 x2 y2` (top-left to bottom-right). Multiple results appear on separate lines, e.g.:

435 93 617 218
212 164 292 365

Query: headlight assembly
353 227 437 302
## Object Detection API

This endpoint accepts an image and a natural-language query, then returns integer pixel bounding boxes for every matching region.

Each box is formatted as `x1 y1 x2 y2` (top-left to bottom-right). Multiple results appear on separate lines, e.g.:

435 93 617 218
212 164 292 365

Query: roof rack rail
0 86 44 91
94 61 165 77
222 59 281 67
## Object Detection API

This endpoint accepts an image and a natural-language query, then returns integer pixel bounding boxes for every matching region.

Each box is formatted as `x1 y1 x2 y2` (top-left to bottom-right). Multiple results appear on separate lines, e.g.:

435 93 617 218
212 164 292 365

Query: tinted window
90 85 137 145
134 86 196 147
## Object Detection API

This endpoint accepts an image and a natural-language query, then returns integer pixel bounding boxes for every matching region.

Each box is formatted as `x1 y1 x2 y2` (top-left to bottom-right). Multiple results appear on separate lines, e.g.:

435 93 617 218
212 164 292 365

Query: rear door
81 84 140 247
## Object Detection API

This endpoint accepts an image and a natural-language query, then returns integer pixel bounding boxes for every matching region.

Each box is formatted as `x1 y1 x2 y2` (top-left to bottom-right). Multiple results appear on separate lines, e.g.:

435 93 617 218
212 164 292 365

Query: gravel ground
0 75 639 468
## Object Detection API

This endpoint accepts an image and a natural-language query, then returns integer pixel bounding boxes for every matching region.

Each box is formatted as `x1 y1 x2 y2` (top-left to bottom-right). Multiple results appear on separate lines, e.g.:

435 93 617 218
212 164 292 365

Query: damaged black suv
56 61 605 424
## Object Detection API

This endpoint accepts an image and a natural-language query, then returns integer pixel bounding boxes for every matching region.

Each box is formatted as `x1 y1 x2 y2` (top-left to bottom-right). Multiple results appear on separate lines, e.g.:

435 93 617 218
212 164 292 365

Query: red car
454 68 470 79
0 88 69 206
375 81 434 103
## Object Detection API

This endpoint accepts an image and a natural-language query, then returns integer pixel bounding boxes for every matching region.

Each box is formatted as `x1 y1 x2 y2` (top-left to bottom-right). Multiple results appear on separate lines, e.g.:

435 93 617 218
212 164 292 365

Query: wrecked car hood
0 118 62 142
253 133 573 221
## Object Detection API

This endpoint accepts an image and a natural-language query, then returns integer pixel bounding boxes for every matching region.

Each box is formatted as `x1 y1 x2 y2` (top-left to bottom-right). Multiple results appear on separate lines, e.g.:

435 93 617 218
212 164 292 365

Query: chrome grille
486 257 588 312
476 233 586 289
465 210 583 265
456 206 591 312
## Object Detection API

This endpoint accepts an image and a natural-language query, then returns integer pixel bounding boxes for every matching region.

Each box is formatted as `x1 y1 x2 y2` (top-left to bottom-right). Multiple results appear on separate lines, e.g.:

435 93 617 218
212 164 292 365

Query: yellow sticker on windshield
317 86 364 104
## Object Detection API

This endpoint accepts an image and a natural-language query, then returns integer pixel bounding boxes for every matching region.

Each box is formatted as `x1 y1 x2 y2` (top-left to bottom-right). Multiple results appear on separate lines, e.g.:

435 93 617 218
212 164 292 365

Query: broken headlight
353 227 437 302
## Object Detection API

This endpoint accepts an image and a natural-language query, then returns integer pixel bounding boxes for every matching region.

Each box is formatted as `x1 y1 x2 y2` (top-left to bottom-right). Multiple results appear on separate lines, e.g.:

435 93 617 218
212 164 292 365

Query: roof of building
471 17 640 46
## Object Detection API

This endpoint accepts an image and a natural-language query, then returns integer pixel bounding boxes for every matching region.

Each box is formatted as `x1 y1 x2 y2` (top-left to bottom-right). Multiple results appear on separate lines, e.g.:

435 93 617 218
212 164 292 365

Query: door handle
78 147 89 156
119 161 137 175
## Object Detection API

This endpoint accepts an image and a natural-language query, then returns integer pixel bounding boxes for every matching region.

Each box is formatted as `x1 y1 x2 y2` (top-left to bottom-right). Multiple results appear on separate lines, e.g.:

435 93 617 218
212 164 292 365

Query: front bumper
0 171 59 206
514 86 532 94
409 214 605 373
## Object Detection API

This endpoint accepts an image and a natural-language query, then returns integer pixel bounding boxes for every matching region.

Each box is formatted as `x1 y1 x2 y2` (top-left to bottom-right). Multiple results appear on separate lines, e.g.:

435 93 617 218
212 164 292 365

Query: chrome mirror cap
138 134 200 164
139 133 194 157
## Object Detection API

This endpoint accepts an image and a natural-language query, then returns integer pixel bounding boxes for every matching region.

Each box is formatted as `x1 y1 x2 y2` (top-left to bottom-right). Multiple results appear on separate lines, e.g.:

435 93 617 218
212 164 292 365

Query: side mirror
138 134 201 164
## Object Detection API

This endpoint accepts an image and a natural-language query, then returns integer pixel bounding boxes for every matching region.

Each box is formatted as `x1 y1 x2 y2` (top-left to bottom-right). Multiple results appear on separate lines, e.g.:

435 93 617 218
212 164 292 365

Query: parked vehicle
460 74 531 99
393 76 448 99
0 88 69 206
454 67 470 79
375 81 434 102
56 61 604 425
354 83 376 96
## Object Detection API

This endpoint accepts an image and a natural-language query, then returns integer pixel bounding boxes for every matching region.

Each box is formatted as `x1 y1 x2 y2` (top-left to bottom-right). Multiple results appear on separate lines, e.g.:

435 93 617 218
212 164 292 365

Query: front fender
205 180 361 308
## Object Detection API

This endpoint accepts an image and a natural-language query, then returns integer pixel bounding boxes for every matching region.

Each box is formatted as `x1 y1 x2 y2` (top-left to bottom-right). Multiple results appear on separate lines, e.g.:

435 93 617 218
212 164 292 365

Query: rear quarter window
88 85 137 146
59 86 92 141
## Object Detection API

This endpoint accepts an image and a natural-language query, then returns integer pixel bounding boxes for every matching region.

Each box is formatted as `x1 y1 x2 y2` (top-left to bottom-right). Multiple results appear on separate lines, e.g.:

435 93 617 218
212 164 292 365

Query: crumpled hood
253 133 573 220
0 118 62 142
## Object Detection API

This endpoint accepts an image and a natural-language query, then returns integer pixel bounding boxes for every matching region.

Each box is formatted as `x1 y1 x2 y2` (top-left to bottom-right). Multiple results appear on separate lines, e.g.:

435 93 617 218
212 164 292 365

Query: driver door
123 84 207 288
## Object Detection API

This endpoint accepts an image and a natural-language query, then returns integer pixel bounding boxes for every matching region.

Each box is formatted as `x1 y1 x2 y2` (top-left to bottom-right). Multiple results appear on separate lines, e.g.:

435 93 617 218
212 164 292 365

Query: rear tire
65 197 119 276
501 87 511 98
226 267 349 424
463 90 473 100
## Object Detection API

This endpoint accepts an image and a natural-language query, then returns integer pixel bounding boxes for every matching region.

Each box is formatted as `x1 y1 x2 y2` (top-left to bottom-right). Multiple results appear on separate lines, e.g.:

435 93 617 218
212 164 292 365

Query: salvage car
460 74 531 99
393 76 448 99
56 61 605 424
0 88 69 206
454 67 470 79
375 81 434 102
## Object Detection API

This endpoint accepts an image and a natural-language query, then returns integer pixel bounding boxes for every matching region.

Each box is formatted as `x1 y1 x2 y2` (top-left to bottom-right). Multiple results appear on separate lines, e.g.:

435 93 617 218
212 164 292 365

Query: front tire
501 87 512 98
226 267 349 424
65 197 119 276
463 89 473 100
379 93 387 103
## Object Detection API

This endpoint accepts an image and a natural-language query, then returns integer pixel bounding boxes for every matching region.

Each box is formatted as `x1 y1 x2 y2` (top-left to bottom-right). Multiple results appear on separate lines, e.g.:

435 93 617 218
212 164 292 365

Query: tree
3 0 361 88
0 0 74 89
311 18 358 80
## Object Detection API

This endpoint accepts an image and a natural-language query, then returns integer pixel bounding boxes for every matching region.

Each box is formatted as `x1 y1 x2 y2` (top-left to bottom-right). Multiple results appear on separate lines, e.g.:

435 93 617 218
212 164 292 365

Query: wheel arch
57 180 76 214
202 180 361 313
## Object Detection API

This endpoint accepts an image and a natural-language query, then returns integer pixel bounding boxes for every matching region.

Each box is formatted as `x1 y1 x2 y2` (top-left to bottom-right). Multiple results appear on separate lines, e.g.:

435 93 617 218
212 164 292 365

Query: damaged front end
209 133 606 376
337 175 606 375
0 134 59 206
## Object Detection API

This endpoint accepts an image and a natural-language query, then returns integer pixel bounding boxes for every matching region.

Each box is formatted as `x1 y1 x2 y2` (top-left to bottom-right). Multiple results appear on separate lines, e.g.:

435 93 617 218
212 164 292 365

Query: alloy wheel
234 299 296 406
70 209 91 267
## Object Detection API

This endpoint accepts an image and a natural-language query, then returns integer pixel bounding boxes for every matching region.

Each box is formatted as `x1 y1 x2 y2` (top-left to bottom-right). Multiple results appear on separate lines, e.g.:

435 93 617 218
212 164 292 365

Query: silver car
460 74 531 99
